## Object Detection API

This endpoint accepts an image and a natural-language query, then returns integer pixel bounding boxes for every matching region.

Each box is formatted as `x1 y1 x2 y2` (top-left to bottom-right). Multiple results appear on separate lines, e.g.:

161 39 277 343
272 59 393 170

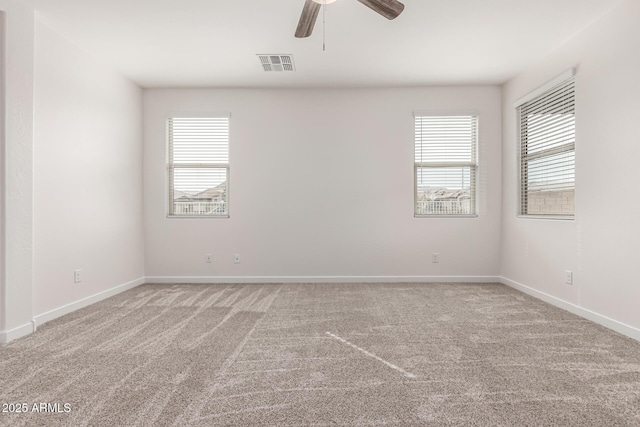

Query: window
414 114 478 216
517 74 575 217
167 116 229 217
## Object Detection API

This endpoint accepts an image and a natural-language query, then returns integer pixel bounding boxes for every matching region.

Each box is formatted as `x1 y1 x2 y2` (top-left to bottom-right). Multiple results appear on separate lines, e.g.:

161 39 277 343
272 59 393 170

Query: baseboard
32 277 145 329
0 321 36 345
500 276 640 342
15 276 635 344
145 275 501 284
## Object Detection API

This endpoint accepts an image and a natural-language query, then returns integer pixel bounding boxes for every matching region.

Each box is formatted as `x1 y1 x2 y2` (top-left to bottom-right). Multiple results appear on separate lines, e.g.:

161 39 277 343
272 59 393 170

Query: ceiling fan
295 0 405 38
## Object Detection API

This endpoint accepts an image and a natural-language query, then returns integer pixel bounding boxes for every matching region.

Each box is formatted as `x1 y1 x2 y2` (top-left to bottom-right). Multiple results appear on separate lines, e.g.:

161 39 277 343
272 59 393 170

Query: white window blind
518 77 575 217
168 117 229 217
414 115 478 216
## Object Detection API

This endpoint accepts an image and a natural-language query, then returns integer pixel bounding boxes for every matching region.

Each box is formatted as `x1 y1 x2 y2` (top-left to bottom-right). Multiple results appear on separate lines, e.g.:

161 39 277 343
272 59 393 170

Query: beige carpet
1 282 639 426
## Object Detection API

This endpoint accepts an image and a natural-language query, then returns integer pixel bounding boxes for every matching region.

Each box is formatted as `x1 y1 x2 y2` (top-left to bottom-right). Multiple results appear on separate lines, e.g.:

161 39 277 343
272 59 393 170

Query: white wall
0 10 6 332
0 0 34 340
144 87 502 281
0 10 5 333
33 21 144 316
501 0 640 333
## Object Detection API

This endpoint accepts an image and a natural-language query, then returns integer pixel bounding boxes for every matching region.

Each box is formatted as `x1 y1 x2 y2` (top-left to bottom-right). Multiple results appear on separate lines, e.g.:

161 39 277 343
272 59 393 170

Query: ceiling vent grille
257 55 295 72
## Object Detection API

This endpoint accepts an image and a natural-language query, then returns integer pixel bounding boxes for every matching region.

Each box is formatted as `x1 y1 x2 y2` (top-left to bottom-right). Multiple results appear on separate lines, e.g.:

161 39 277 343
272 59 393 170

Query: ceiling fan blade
295 0 321 38
357 0 405 20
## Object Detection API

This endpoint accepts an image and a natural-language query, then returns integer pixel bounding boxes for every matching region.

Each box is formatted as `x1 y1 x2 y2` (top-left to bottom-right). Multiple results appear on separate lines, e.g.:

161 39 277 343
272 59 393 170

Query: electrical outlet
74 269 82 283
565 270 573 285
234 254 241 264
432 253 440 263
206 254 212 263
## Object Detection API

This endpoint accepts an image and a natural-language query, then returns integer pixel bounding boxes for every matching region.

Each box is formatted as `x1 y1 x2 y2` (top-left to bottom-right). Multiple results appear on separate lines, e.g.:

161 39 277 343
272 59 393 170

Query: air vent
257 54 295 72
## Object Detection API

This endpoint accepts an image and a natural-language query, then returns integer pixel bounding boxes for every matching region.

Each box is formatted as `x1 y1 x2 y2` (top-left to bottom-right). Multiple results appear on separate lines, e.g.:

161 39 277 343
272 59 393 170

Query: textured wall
0 11 4 332
33 21 145 316
143 87 502 280
0 0 34 336
501 0 640 331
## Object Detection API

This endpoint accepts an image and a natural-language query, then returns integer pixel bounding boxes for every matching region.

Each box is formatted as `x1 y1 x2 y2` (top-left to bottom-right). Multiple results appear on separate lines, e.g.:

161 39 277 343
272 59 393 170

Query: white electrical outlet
234 254 241 264
206 254 212 263
432 253 440 263
74 269 82 283
565 270 573 285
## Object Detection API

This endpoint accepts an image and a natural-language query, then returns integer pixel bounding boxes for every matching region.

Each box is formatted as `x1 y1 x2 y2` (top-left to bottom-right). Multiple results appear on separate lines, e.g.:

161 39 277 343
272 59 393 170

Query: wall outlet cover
565 270 573 285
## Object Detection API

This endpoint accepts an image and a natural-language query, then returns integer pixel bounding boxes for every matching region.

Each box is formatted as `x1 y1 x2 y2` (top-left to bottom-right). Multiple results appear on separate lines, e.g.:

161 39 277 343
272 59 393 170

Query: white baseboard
0 321 36 345
10 276 636 344
500 276 640 342
32 277 145 329
145 275 501 284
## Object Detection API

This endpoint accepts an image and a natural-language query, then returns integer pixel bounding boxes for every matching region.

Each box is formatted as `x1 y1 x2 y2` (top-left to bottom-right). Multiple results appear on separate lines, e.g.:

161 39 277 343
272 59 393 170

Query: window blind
414 115 478 216
168 117 230 217
518 77 575 216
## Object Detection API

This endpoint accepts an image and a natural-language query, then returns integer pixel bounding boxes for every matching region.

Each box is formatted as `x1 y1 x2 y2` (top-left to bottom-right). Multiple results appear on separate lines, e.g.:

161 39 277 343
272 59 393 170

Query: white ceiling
26 0 623 88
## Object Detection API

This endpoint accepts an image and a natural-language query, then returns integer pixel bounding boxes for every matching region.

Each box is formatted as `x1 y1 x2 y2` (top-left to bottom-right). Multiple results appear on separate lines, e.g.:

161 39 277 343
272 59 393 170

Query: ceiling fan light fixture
312 0 337 4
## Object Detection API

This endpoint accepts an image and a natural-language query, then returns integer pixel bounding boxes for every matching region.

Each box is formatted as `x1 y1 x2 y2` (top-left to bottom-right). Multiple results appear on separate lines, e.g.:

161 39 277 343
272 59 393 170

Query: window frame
413 112 479 218
166 113 231 219
515 69 575 220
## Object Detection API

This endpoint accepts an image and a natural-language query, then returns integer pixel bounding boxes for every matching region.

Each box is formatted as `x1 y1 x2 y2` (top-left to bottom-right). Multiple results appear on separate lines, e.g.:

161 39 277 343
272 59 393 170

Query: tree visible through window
167 117 229 217
414 115 478 216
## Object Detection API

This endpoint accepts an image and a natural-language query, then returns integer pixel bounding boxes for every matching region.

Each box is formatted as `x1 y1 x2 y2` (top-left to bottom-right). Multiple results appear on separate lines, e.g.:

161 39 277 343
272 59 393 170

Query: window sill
166 215 230 219
517 215 574 221
414 214 478 219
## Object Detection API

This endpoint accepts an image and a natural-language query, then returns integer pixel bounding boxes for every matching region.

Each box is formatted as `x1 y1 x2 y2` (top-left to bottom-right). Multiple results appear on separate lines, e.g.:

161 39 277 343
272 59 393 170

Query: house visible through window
518 75 575 217
167 116 229 217
414 114 478 216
